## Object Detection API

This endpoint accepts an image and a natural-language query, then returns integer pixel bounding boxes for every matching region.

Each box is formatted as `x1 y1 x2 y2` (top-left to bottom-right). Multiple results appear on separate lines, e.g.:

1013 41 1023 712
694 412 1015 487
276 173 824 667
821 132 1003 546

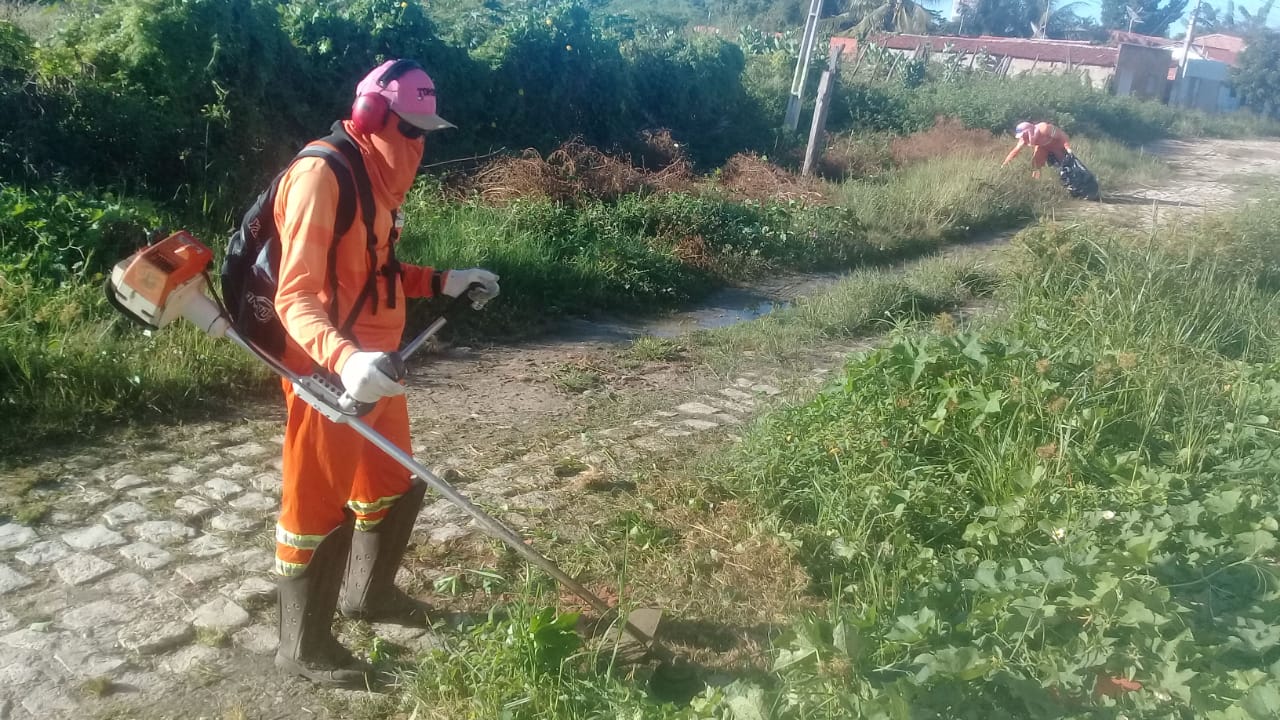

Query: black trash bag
1050 151 1101 201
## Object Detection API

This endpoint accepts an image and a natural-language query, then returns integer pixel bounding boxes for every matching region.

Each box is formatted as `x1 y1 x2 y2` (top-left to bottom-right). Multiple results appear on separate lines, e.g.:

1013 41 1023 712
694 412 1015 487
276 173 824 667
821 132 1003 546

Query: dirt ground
0 137 1277 720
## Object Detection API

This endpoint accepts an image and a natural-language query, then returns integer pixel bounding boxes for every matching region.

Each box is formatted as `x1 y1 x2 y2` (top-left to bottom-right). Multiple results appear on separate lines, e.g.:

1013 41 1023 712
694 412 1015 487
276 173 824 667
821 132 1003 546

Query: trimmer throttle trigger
374 351 407 384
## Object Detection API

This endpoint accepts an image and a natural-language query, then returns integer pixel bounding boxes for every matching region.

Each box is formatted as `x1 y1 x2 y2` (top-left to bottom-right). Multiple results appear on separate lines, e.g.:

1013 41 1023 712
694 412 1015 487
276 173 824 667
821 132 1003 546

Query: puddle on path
550 273 843 343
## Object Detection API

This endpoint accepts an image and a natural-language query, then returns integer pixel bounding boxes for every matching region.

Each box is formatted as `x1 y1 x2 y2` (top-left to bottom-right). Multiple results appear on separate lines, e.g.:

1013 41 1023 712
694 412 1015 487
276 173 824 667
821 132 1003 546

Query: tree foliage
1099 0 1189 37
1233 29 1280 118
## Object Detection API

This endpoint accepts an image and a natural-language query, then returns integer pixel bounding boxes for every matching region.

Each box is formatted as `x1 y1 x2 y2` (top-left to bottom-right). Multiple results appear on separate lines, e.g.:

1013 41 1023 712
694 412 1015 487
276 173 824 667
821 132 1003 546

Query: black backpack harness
221 122 401 359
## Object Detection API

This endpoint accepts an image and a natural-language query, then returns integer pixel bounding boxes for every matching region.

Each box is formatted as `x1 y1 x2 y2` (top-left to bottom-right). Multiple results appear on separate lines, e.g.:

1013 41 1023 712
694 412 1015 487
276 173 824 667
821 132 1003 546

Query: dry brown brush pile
455 133 693 205
717 153 827 205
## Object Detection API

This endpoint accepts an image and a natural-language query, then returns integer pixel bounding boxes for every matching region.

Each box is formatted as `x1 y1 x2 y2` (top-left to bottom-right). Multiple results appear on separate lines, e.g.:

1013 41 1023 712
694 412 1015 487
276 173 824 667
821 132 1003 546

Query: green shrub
0 185 162 285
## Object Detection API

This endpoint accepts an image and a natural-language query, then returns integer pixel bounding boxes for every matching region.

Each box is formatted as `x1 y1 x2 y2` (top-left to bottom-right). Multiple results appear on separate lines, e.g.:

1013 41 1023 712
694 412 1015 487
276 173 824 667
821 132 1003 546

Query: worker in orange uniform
1003 121 1072 179
271 59 499 688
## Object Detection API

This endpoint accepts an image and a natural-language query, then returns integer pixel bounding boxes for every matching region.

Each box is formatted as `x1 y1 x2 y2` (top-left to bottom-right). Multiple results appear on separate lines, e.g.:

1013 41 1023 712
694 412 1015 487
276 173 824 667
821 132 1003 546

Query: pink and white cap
356 59 456 132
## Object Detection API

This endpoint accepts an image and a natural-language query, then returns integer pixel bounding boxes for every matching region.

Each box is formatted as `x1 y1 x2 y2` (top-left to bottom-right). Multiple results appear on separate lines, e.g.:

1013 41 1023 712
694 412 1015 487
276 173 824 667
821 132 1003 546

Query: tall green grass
713 205 1280 717
1 139 1159 454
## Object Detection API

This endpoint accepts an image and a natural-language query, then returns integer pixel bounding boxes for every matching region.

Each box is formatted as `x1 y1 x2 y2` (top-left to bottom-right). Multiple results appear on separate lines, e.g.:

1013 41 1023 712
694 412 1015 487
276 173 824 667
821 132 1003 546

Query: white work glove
442 268 501 307
339 351 405 404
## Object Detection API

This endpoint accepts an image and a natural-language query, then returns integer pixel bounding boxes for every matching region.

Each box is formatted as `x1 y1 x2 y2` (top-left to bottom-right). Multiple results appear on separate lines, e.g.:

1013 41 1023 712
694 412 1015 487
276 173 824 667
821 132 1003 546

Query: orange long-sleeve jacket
273 120 438 374
1004 122 1071 167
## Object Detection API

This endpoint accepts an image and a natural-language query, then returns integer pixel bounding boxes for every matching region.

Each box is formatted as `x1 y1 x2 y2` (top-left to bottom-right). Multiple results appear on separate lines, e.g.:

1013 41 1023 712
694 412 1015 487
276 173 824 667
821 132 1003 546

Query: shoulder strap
291 144 359 325
322 123 384 334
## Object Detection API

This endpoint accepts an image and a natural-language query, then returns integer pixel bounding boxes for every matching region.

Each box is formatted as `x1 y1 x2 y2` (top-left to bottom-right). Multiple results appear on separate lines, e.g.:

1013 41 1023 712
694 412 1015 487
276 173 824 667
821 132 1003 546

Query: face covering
345 118 425 207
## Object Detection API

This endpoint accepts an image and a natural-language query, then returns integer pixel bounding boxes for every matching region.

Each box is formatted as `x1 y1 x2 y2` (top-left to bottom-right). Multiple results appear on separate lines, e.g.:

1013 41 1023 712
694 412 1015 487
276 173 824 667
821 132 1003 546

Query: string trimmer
105 230 667 662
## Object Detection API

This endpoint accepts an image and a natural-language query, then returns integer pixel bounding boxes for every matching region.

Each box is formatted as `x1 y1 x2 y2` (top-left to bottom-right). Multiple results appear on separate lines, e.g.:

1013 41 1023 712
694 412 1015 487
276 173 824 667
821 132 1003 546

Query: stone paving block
719 387 755 402
160 644 223 674
420 499 468 525
0 524 36 551
675 402 719 415
133 520 198 546
73 489 112 508
429 525 472 545
224 442 267 459
0 627 60 656
177 563 227 585
14 540 71 567
230 492 277 513
508 491 564 512
119 542 174 571
59 600 135 633
0 651 42 686
165 465 199 485
0 564 32 595
232 624 277 655
55 554 116 586
52 636 127 678
174 496 215 522
210 513 258 535
229 576 276 607
680 418 720 431
711 413 743 425
733 377 755 388
751 383 782 395
19 686 77 716
186 535 231 559
249 473 282 497
118 619 194 655
633 435 673 452
125 486 165 500
658 428 693 438
197 478 244 501
218 547 272 572
194 453 223 468
62 525 125 550
191 597 250 633
100 572 152 598
111 474 150 490
102 501 150 529
215 463 255 481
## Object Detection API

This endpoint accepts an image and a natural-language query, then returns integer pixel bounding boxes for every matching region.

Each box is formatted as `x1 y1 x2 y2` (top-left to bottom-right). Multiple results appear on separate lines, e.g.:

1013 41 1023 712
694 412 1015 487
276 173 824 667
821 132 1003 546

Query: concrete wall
1170 59 1238 113
1006 57 1113 87
1114 44 1172 100
876 48 1114 88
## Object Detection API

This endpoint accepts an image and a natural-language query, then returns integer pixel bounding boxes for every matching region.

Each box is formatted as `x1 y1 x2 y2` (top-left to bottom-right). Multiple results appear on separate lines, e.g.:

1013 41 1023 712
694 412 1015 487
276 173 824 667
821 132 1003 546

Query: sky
927 0 1278 33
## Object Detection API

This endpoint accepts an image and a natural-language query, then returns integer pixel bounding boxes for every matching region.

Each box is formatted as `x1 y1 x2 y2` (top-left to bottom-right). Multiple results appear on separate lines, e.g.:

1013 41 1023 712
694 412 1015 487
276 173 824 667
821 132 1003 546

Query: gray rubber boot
339 478 429 623
275 516 370 689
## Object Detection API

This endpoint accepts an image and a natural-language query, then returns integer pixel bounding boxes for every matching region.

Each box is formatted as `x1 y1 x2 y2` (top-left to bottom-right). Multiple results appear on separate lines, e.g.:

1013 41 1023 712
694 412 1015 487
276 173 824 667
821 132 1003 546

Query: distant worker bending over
1003 121 1072 179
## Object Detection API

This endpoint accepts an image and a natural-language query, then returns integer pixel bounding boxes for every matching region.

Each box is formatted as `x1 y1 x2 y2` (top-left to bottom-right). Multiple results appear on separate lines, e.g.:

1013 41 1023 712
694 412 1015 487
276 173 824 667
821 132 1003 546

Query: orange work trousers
274 378 414 577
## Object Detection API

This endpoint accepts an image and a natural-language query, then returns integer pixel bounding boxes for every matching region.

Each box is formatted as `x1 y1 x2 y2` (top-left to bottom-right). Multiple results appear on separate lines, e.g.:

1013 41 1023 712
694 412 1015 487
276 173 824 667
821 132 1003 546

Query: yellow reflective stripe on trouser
347 493 404 532
275 525 328 551
274 558 308 577
346 493 403 516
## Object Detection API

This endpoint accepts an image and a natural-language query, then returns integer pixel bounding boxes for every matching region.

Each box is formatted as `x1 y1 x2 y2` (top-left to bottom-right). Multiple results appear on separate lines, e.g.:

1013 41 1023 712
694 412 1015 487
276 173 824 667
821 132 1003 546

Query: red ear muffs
350 59 427 134
351 92 391 134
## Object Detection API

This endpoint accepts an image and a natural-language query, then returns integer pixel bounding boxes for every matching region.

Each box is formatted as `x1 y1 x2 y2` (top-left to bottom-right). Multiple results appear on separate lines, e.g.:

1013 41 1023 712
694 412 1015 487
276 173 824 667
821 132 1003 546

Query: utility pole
784 0 825 133
1176 0 1203 105
803 46 843 176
